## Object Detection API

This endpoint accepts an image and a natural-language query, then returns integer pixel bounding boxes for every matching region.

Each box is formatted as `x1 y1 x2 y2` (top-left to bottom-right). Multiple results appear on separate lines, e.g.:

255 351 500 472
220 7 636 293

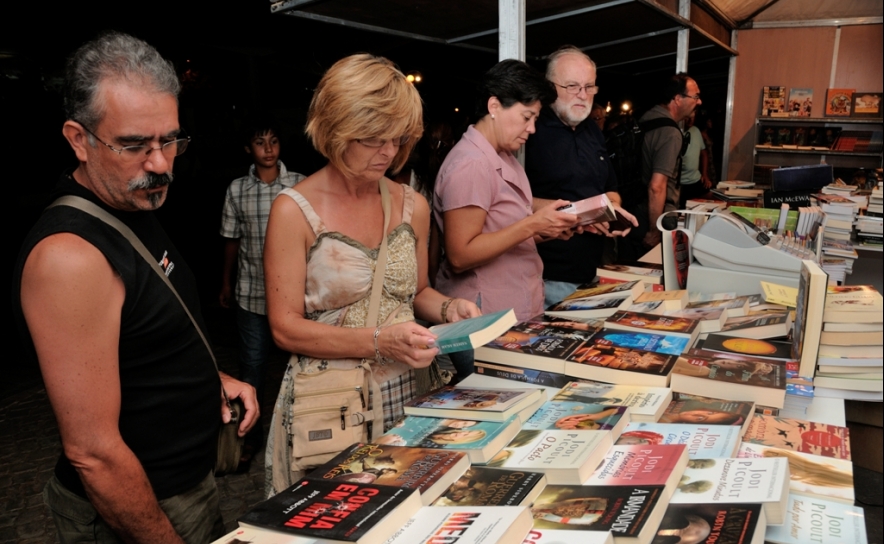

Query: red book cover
586 444 689 487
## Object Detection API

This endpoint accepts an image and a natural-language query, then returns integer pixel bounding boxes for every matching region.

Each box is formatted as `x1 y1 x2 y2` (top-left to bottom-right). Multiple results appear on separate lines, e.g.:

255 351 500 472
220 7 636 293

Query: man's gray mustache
129 172 174 191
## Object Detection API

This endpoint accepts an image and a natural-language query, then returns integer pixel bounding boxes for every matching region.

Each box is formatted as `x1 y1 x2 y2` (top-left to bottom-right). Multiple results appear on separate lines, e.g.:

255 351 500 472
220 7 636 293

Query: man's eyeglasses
680 93 701 101
75 120 190 164
554 83 600 96
356 136 410 148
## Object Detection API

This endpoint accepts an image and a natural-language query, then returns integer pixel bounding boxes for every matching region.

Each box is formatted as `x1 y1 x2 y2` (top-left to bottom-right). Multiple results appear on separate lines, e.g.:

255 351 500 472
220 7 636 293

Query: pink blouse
433 126 544 321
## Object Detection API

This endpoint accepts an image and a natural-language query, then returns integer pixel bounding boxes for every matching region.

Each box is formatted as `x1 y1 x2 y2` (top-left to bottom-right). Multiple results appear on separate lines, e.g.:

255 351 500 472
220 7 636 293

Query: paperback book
669 353 787 408
633 290 689 311
474 360 587 390
671 457 790 525
737 443 855 504
659 393 755 436
531 484 667 544
597 262 665 286
742 413 851 460
717 311 793 340
686 296 750 317
563 338 680 388
604 311 700 345
522 528 614 544
382 505 534 544
428 308 517 354
700 334 793 361
664 307 727 333
475 319 598 375
762 86 787 116
617 422 743 459
564 280 646 302
652 503 766 544
404 386 545 422
585 443 689 503
792 260 828 377
522 400 630 440
486 429 612 485
308 443 469 505
558 193 617 226
238 479 422 544
376 416 520 465
546 295 634 320
431 466 547 507
587 329 692 356
553 381 673 422
765 494 868 544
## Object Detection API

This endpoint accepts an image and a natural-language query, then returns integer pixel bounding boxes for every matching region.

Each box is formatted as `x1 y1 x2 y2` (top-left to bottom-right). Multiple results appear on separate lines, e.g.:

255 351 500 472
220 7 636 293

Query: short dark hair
659 72 693 105
243 115 280 146
475 59 556 118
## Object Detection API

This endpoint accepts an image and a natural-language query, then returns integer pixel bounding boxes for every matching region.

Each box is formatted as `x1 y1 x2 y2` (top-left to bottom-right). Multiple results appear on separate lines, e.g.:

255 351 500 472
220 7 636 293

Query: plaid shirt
220 161 304 314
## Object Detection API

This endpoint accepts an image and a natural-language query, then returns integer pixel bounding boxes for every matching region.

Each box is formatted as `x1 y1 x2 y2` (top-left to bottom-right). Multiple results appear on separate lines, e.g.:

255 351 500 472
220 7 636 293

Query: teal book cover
430 308 517 354
378 415 517 459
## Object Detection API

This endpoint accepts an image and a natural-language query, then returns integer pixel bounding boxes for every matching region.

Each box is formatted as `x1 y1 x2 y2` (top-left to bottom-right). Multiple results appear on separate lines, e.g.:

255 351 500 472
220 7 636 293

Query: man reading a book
525 46 636 307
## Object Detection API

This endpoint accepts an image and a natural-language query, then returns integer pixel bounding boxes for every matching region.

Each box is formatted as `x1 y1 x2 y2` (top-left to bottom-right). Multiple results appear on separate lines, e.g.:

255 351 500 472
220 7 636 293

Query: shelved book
762 86 787 116
563 335 680 388
670 457 790 525
238 479 421 544
669 353 787 408
658 393 755 436
308 443 469 505
617 422 742 459
475 319 598 375
404 386 545 422
585 444 689 503
531 484 667 544
604 311 700 346
764 495 868 544
553 381 672 422
486 429 612 484
383 505 533 544
522 400 630 440
377 416 520 464
432 466 547 507
651 503 766 544
597 262 664 286
737 443 855 504
427 308 517 354
522 528 614 544
742 413 851 460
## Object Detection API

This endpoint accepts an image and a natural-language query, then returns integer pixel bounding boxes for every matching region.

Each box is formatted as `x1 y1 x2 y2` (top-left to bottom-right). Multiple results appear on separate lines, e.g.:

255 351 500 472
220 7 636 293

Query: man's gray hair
546 45 596 81
64 31 180 129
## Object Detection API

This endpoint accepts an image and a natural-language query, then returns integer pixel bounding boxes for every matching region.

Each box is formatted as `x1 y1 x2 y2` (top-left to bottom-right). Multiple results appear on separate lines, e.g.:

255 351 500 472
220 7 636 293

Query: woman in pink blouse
434 59 578 321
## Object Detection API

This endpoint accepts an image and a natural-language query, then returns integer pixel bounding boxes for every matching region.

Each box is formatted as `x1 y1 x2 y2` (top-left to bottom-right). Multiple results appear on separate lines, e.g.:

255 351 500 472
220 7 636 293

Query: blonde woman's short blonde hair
306 54 423 177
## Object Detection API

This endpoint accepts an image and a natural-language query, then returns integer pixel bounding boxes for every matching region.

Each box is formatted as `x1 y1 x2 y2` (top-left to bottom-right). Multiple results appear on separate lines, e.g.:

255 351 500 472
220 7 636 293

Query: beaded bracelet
440 298 455 324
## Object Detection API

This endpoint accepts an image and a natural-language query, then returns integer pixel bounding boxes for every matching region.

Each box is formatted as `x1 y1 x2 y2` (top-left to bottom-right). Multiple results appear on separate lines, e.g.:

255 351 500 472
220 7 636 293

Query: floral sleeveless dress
265 185 420 496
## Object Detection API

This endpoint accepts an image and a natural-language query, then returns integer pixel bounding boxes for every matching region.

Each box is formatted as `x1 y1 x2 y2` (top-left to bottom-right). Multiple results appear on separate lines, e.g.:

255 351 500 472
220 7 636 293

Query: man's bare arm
643 173 668 247
21 233 185 544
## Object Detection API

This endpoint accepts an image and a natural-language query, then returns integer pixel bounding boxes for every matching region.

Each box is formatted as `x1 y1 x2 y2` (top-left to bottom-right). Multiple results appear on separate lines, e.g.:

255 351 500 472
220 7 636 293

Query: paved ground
2 308 882 543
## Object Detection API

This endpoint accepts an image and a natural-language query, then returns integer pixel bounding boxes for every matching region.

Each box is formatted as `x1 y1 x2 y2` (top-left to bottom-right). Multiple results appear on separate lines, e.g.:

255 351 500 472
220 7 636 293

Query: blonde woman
263 54 480 495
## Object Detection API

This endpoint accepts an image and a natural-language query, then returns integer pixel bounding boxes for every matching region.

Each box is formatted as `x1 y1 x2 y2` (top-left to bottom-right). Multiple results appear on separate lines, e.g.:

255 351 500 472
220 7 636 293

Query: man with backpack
620 73 701 260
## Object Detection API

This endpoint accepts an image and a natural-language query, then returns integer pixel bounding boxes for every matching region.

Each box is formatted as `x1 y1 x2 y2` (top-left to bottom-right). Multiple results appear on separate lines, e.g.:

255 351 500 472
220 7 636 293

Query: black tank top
13 174 220 500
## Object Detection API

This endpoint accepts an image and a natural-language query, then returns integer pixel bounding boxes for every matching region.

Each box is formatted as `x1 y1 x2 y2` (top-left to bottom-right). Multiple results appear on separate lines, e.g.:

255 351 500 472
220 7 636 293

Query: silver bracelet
373 326 382 362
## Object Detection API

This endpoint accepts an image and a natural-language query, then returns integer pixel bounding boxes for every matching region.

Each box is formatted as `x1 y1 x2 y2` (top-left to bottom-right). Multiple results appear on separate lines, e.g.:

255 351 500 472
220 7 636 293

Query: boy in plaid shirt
220 120 304 468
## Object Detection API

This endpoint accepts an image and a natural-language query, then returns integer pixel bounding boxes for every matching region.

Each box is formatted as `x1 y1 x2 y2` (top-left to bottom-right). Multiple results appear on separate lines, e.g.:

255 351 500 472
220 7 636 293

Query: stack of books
814 285 884 401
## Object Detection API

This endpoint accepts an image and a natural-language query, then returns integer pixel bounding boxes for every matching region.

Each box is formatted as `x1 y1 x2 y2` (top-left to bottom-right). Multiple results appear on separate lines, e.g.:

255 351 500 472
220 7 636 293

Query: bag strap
366 178 391 327
46 195 230 405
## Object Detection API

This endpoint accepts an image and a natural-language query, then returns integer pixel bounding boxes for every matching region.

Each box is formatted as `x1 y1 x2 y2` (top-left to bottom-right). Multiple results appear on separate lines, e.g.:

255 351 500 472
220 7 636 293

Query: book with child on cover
659 393 755 436
309 443 469 506
552 380 672 422
376 416 520 465
238 479 421 544
522 400 630 440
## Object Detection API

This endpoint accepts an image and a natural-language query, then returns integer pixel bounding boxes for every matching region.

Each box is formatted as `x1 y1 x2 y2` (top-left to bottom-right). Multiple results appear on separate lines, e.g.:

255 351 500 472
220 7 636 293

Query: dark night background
2 1 730 392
